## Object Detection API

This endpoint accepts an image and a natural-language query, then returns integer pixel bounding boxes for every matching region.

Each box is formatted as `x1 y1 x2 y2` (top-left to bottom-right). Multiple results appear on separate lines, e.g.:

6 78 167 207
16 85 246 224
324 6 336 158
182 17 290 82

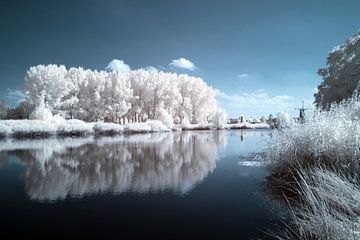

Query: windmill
295 101 309 123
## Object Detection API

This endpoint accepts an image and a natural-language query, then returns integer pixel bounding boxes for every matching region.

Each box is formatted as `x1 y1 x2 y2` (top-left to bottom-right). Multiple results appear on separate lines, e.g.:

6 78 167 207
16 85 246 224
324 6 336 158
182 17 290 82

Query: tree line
13 64 222 125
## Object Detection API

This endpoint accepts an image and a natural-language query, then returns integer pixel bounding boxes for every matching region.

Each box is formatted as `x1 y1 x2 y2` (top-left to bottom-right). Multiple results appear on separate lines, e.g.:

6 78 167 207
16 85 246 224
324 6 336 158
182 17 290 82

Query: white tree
22 64 222 125
77 70 106 121
102 71 132 123
30 94 54 121
276 112 293 128
212 109 228 128
24 65 71 112
177 75 217 124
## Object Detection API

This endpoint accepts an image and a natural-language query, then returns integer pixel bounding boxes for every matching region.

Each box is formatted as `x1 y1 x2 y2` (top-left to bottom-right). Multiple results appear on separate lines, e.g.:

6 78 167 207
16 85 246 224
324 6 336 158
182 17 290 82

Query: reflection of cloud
3 132 228 201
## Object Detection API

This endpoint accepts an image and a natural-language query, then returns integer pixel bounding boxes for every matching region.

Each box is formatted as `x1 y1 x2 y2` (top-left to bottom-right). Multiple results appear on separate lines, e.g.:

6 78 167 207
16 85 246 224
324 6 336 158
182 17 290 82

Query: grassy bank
0 118 269 139
264 96 360 239
0 119 170 139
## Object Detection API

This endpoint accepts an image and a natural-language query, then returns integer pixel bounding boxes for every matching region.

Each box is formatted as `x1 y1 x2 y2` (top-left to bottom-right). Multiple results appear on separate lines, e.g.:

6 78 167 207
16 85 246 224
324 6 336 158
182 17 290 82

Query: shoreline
0 119 270 140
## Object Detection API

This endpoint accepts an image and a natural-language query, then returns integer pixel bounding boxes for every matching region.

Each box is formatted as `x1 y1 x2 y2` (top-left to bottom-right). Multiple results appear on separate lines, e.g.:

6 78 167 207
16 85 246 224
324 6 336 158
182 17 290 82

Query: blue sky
1 0 360 117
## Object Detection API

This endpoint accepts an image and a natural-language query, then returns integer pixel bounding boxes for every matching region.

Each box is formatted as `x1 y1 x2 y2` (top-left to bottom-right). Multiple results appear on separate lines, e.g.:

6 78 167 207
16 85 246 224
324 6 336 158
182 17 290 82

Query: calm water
0 130 280 239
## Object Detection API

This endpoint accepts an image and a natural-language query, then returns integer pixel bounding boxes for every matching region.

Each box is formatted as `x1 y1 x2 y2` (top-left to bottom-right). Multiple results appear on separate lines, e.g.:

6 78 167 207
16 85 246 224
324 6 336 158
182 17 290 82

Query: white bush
276 111 293 128
212 109 228 128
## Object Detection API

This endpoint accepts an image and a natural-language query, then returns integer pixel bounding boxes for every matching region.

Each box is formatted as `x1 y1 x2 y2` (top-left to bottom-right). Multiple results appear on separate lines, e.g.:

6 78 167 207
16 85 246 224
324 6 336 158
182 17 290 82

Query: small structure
239 115 244 123
295 101 309 123
229 118 240 124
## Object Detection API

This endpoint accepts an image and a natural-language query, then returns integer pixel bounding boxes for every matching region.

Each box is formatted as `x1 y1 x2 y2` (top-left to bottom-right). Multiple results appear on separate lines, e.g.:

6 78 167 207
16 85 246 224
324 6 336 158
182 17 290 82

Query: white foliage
0 119 174 137
24 64 70 111
212 108 228 128
267 98 360 167
23 64 221 126
265 96 360 239
288 168 360 240
29 95 54 121
158 108 173 129
276 111 293 128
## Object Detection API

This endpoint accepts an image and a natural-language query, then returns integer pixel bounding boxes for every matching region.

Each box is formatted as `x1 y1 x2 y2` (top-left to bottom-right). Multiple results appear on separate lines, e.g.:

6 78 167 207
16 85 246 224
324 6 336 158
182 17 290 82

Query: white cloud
7 88 25 103
106 59 131 72
169 58 196 71
216 89 296 117
238 73 249 78
145 66 158 72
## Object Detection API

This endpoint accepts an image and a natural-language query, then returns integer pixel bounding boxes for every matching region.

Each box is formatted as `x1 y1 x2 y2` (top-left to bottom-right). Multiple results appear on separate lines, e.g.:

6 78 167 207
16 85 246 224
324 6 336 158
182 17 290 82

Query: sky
1 0 360 117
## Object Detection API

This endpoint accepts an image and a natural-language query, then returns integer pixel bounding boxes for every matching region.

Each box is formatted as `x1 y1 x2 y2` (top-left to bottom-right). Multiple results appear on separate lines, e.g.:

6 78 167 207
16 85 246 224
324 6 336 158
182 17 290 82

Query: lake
0 129 281 239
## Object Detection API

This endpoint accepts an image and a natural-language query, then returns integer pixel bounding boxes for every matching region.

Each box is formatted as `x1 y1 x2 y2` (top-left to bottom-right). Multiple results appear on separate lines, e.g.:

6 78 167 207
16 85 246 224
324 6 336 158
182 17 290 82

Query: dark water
0 130 280 239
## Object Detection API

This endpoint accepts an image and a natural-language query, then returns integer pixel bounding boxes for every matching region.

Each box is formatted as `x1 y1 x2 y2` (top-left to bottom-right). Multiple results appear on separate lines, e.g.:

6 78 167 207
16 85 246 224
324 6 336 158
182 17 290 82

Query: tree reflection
1 131 228 201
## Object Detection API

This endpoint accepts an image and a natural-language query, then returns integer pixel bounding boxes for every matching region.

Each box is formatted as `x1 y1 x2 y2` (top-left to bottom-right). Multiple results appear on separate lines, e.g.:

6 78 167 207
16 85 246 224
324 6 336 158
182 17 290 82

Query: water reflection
0 131 228 201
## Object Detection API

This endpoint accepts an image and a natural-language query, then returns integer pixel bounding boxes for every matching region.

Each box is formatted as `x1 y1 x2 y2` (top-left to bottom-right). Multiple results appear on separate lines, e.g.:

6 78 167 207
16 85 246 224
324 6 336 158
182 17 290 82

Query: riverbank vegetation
265 31 360 240
0 63 275 138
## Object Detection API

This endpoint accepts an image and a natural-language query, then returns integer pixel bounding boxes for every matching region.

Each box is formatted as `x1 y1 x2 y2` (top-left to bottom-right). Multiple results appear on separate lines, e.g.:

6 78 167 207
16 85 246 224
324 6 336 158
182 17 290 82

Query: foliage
23 65 221 125
315 32 360 109
265 95 360 239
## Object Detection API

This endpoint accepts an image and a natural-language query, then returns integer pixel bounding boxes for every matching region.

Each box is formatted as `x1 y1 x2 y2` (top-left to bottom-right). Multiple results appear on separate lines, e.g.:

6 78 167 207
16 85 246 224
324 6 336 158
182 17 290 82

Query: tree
22 64 222 125
15 101 35 119
24 64 72 112
102 71 132 123
315 32 360 109
212 109 228 128
276 112 293 128
0 99 6 119
177 75 217 124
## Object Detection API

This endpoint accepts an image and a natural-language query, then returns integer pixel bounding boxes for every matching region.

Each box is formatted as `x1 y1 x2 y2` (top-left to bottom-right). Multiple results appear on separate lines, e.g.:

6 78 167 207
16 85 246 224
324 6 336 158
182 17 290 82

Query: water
0 129 280 239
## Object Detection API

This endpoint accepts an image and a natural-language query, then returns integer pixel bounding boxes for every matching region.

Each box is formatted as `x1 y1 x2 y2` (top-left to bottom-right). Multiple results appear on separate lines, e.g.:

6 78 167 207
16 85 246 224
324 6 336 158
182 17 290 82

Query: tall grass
265 95 360 239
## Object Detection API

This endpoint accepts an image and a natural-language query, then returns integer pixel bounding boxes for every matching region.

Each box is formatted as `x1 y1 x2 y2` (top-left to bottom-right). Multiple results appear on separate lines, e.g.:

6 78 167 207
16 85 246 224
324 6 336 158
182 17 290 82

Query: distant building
229 118 240 124
228 114 270 125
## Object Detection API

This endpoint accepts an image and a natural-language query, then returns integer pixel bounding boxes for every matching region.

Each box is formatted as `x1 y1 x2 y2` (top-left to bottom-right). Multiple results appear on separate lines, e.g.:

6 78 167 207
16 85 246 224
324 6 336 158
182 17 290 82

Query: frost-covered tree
101 71 132 123
29 94 54 121
177 75 217 124
24 65 71 112
315 32 360 109
76 69 104 121
57 67 84 119
276 112 293 128
22 64 221 125
212 109 228 128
